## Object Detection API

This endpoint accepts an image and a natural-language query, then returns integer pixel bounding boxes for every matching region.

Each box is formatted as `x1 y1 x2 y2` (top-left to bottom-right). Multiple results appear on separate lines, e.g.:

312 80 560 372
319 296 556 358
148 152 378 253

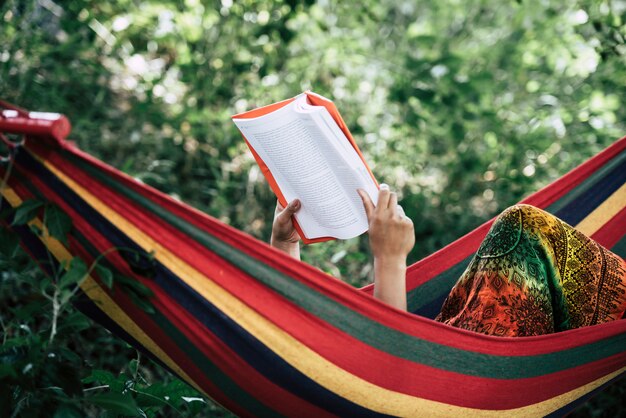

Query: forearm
270 238 301 260
373 256 407 311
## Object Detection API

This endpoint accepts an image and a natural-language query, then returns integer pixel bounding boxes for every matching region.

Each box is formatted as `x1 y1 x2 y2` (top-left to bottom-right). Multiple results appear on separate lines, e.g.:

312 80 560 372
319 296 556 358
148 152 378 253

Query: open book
232 91 379 243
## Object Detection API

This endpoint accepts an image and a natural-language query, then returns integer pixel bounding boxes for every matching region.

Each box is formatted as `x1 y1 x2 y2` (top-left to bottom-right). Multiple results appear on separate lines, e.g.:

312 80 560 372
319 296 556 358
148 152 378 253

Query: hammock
1 103 625 417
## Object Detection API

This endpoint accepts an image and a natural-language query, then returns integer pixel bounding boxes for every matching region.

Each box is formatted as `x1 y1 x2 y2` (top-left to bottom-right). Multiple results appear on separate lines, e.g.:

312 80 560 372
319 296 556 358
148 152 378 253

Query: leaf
58 311 91 333
81 369 125 393
39 276 54 294
82 369 118 386
45 204 72 245
128 358 139 377
117 276 154 297
133 389 170 409
54 403 83 418
12 300 45 320
57 347 83 365
11 199 43 225
128 294 155 314
95 264 114 288
59 258 88 289
0 205 15 220
116 276 155 313
86 392 140 416
28 223 43 236
0 364 17 379
0 228 20 257
120 250 157 278
0 336 32 351
139 378 203 410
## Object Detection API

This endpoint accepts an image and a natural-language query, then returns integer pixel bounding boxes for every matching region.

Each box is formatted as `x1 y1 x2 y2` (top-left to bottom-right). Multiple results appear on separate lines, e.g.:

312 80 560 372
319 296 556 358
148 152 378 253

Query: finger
274 199 290 218
357 189 375 219
376 184 391 212
388 191 398 210
396 204 405 217
275 200 285 216
277 199 300 222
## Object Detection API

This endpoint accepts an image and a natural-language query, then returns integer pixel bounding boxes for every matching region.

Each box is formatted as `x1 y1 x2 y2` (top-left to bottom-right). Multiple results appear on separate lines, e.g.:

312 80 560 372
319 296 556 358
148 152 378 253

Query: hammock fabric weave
1 106 625 417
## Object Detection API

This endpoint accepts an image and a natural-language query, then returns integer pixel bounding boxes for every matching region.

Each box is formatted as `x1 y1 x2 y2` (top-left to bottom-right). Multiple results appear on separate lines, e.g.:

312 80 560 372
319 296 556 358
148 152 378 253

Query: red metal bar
0 100 71 141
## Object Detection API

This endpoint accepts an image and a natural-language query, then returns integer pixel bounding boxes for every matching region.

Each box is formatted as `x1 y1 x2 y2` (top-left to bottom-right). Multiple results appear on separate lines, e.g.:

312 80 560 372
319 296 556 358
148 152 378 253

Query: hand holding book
270 199 302 259
232 91 379 243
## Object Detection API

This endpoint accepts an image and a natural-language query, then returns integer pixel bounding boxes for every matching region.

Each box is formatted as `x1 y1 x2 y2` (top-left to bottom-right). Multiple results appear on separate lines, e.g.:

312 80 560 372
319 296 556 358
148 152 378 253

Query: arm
270 199 301 260
358 185 415 311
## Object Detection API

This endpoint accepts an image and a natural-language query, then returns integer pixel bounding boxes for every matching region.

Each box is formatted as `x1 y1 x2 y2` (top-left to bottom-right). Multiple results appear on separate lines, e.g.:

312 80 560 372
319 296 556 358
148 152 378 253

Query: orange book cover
232 91 378 244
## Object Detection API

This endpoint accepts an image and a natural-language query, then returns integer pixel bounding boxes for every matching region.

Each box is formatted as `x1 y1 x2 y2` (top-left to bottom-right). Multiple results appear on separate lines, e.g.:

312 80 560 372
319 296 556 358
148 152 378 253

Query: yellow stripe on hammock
575 182 626 236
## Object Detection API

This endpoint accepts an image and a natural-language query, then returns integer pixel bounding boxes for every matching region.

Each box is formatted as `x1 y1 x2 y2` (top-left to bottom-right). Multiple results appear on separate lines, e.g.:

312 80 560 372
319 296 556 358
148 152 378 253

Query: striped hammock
1 105 625 417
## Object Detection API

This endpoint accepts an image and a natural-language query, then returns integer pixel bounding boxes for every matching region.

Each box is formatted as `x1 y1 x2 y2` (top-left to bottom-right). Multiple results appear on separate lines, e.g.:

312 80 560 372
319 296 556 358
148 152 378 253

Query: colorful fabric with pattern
436 204 626 336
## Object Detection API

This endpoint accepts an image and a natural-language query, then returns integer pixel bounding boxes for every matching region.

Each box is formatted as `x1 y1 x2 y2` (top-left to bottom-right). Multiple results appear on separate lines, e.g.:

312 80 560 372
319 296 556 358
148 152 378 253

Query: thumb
278 199 301 221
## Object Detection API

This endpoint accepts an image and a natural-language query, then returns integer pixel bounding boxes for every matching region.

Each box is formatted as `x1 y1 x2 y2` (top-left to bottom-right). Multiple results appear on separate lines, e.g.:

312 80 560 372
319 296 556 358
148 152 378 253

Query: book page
233 99 377 240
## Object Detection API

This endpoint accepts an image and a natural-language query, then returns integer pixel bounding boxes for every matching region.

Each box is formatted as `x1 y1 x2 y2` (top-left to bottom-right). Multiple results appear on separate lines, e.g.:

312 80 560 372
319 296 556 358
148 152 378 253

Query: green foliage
0 200 207 417
1 0 625 416
58 258 88 290
0 228 20 257
85 393 139 416
11 199 43 226
94 264 114 289
44 204 73 246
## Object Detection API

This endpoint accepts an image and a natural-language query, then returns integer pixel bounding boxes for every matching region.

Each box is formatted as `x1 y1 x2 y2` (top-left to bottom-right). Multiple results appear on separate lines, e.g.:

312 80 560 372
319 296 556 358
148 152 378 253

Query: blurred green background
1 0 625 416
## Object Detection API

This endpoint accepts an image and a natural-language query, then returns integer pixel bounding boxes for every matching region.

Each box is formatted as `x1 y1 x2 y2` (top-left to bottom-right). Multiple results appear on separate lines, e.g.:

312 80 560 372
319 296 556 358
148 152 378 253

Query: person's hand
357 185 414 311
357 185 415 261
270 199 301 259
